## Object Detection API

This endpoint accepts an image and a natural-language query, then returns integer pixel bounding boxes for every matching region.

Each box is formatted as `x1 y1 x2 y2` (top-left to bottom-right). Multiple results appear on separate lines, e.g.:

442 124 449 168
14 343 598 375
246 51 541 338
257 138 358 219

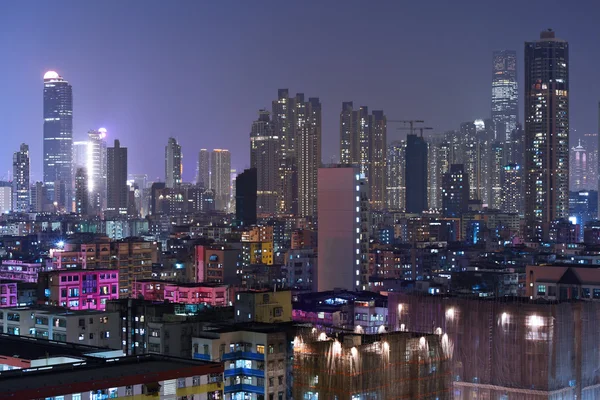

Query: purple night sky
1 0 599 182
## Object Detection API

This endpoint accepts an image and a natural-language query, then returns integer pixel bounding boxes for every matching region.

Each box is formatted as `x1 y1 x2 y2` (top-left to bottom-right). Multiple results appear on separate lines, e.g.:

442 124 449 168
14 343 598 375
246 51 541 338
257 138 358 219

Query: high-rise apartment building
235 168 257 227
387 141 406 210
12 143 30 212
272 90 322 217
296 96 321 219
583 133 598 193
492 50 518 142
442 164 469 218
570 140 588 191
210 149 231 211
502 164 522 214
107 140 128 216
405 134 428 213
490 142 504 210
43 71 73 208
318 166 369 291
525 30 569 240
196 149 209 188
31 182 45 213
250 110 279 215
165 137 182 188
74 167 89 215
338 103 387 210
0 184 11 214
87 128 107 212
427 137 451 210
73 141 88 170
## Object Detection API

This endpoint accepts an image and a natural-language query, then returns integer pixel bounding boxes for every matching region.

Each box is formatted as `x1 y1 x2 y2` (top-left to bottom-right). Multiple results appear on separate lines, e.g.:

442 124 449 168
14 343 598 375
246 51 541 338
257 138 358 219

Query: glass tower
491 50 518 143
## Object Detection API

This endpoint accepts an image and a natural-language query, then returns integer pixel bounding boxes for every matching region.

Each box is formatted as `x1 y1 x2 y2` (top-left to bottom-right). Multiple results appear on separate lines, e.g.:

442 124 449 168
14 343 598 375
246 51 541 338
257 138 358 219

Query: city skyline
1 2 599 182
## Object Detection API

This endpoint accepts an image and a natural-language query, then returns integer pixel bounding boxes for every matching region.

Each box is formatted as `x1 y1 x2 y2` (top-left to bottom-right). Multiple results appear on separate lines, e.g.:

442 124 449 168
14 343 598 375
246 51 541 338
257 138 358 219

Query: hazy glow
445 307 456 321
44 70 60 80
98 127 107 138
318 332 327 341
527 315 544 328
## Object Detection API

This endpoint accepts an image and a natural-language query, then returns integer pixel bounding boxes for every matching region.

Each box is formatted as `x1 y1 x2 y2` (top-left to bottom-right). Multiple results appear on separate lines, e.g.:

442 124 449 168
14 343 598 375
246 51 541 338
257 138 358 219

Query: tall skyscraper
210 149 231 211
31 182 45 213
196 149 209 188
272 89 296 215
405 134 428 213
12 143 30 212
87 128 107 212
492 50 518 142
43 71 73 208
338 103 387 210
524 30 569 240
318 165 369 292
106 140 128 216
250 110 279 215
502 164 522 214
296 96 321 219
0 184 11 214
165 137 182 188
583 133 598 193
386 140 406 210
235 168 257 227
442 164 469 218
74 167 89 215
570 140 588 191
427 137 451 210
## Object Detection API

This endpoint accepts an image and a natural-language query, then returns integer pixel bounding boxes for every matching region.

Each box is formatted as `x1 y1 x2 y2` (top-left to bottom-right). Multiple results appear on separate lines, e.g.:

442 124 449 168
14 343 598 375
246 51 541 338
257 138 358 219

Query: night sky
1 0 599 183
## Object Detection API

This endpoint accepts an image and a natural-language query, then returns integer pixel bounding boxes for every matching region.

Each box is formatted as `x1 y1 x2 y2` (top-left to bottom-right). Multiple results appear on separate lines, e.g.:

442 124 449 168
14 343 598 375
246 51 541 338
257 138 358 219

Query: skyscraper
338 103 387 210
442 164 469 218
272 89 296 215
87 128 107 212
74 167 89 215
570 140 587 191
490 142 504 210
296 96 321 219
12 143 30 213
427 138 451 210
386 140 406 211
492 50 518 142
43 71 73 208
196 149 209 188
235 168 257 227
165 137 182 188
318 165 369 291
405 134 428 213
73 141 88 170
106 140 128 216
502 164 522 214
524 30 569 240
250 110 279 215
210 149 231 211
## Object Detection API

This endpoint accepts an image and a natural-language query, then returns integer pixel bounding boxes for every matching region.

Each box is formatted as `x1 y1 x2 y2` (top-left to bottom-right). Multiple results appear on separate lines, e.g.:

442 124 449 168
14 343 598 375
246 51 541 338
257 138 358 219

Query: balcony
224 368 264 378
222 351 264 361
193 353 211 361
224 384 264 395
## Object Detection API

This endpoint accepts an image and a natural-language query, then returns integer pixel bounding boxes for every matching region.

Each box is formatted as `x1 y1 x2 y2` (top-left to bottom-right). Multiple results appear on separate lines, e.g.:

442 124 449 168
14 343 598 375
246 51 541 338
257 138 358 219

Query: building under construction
389 293 600 400
293 329 451 399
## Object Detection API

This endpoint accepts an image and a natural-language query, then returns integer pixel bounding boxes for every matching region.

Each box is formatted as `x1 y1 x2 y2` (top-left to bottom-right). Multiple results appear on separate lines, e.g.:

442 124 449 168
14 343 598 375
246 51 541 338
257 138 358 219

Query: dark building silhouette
524 30 569 240
405 134 428 213
106 140 128 216
442 164 470 217
74 167 89 215
235 168 257 227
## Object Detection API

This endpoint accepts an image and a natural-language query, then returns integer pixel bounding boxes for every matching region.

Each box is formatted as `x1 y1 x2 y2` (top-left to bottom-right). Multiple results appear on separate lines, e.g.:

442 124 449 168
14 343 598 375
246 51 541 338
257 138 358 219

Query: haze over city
1 0 600 181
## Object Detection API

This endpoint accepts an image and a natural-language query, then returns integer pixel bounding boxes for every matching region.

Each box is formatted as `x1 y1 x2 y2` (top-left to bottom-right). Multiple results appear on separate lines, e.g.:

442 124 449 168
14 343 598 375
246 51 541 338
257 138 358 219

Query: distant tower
525 30 569 240
196 149 209 188
570 140 587 191
442 164 470 217
210 149 231 211
43 71 73 208
387 140 406 210
490 142 504 210
74 167 89 215
12 143 30 212
502 164 522 214
87 128 107 212
405 134 428 213
235 168 257 227
492 50 518 142
165 137 182 188
106 140 128 216
250 110 279 215
296 97 321 219
73 141 88 170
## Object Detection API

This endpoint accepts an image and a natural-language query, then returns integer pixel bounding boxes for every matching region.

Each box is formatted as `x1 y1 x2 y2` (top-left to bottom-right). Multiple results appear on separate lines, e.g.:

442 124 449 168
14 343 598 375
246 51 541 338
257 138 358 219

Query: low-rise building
41 269 119 311
235 290 292 324
0 260 43 282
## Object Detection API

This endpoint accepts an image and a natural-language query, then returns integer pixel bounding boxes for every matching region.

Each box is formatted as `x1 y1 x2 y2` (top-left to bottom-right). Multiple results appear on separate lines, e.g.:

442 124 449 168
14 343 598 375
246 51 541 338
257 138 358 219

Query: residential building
211 149 231 211
405 134 428 213
165 137 182 188
0 261 43 283
442 164 469 218
0 185 11 214
502 164 522 214
296 96 321 219
524 30 569 240
318 166 369 291
87 128 108 212
234 290 292 324
12 143 29 213
241 226 274 268
194 244 240 284
250 110 279 215
570 140 588 191
386 140 406 210
41 269 119 310
197 148 210 188
74 167 89 215
235 168 257 227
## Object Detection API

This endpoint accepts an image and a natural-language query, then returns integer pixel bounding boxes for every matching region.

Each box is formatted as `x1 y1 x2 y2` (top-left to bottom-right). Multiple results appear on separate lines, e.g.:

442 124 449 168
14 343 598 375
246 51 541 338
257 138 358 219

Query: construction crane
388 120 433 138
417 127 433 138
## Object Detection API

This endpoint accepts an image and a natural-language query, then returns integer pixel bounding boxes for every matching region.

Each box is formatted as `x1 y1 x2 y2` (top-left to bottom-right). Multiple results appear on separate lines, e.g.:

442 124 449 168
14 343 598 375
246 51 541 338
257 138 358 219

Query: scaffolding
293 329 451 399
389 293 600 400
